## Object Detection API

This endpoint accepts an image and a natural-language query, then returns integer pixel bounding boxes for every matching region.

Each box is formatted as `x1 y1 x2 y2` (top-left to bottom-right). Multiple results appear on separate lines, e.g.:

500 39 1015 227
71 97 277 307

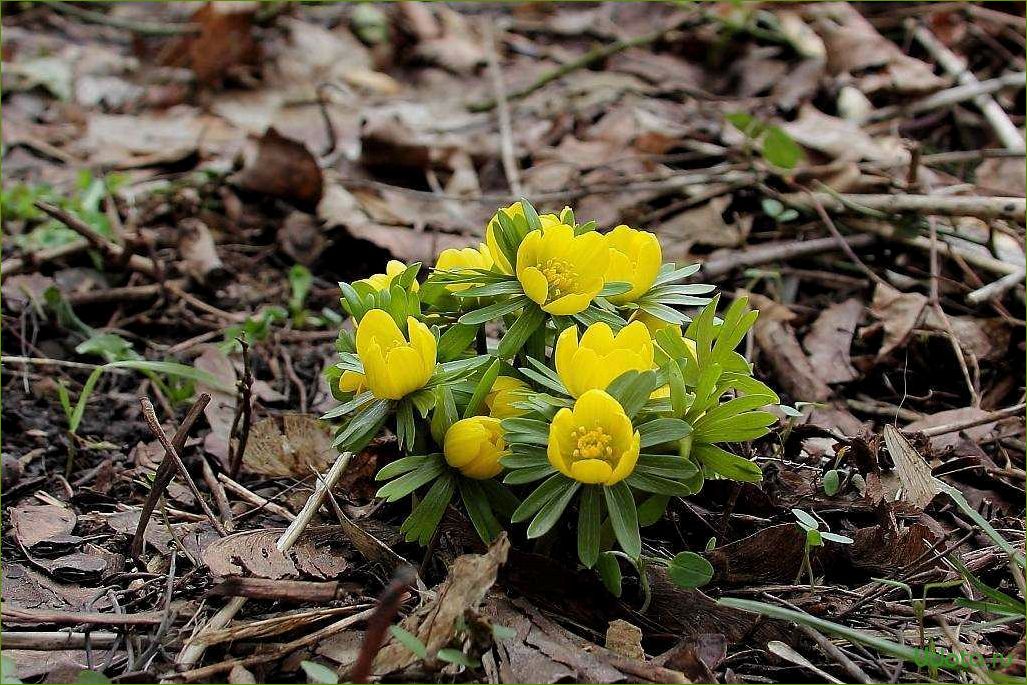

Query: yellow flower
358 260 419 292
444 416 506 479
604 225 661 304
516 224 609 315
339 370 367 394
485 203 563 274
485 376 530 419
548 389 640 485
434 244 493 292
555 321 654 398
355 309 437 399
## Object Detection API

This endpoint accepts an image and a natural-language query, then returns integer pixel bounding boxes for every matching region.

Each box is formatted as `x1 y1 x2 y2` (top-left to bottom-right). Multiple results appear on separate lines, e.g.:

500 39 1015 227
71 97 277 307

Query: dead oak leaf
803 298 862 384
230 128 324 209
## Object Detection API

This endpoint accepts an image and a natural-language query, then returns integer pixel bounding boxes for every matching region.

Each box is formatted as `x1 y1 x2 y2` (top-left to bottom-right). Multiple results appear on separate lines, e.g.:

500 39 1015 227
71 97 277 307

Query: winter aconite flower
444 416 506 479
485 203 563 274
516 224 609 315
548 389 640 485
631 311 697 360
358 260 419 292
555 321 655 398
485 376 530 419
603 225 661 304
434 244 494 292
355 309 436 399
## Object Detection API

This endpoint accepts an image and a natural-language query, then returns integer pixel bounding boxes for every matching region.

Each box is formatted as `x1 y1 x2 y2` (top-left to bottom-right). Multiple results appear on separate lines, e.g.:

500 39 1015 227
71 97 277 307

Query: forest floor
1 2 1025 684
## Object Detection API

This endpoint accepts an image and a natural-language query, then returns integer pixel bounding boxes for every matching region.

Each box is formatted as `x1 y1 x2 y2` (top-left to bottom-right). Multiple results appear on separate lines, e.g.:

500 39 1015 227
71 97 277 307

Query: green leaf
823 469 841 496
461 479 502 543
596 552 623 597
437 323 479 361
492 623 517 641
762 126 803 170
667 551 714 589
454 280 524 298
400 473 456 545
625 471 694 496
527 481 580 538
605 370 658 418
577 485 602 568
603 482 641 558
389 625 428 659
791 508 820 531
496 304 545 358
637 494 670 527
436 648 480 669
820 531 853 544
74 671 111 684
599 281 632 297
717 597 929 663
638 418 692 449
395 400 416 451
288 264 313 311
503 463 556 485
511 474 571 523
106 359 234 393
693 410 776 442
725 111 764 137
463 358 501 419
692 443 762 482
376 455 431 481
376 458 446 502
333 398 391 451
458 296 527 325
430 385 458 446
299 660 338 684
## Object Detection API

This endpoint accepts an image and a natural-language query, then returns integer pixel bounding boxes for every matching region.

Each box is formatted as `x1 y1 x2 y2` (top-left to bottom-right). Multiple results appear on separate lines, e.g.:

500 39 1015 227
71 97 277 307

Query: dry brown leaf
782 104 908 163
803 298 862 384
869 283 928 360
373 534 510 675
201 527 349 580
905 407 1003 452
976 157 1027 198
159 2 259 86
706 524 808 585
657 195 750 252
883 425 942 509
242 413 334 477
8 503 77 552
654 633 727 683
231 128 323 209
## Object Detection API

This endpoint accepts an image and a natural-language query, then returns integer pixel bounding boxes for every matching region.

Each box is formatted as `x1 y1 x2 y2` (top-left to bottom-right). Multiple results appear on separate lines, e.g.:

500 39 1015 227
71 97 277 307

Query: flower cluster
325 200 778 579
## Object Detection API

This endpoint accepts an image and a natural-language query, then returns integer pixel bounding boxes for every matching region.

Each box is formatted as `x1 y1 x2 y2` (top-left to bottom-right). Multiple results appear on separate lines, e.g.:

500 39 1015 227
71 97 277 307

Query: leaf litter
0 2 1024 683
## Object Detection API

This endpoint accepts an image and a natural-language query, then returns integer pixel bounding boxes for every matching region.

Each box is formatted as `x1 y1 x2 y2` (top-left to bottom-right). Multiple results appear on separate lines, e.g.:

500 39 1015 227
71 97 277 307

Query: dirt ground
1 2 1024 684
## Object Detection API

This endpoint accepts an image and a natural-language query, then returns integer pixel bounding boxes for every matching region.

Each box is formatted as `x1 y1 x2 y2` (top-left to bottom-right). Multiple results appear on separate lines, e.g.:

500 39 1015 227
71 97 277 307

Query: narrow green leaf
299 661 339 684
376 455 431 481
458 296 526 325
376 458 445 502
437 323 479 361
823 469 841 496
637 494 670 527
461 479 502 543
577 486 602 568
463 358 501 418
638 418 692 449
503 463 556 485
511 474 570 523
496 304 545 358
527 481 580 538
596 552 623 597
389 625 428 659
400 473 456 545
603 482 641 558
692 443 762 483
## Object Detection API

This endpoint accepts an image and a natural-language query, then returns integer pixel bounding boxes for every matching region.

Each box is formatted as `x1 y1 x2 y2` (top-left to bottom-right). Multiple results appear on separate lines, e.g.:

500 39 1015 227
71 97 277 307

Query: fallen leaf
783 104 908 164
869 283 927 360
159 2 259 86
201 527 350 580
905 407 1002 452
767 640 843 683
657 195 750 252
242 413 334 477
752 297 832 403
373 534 510 674
976 157 1026 198
803 298 862 384
231 128 324 209
844 521 935 573
8 504 78 553
706 524 808 585
654 633 727 683
883 425 942 510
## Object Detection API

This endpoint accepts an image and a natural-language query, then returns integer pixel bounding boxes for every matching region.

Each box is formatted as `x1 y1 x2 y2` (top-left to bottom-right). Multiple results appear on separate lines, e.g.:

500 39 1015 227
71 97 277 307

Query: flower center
540 258 576 300
571 425 615 463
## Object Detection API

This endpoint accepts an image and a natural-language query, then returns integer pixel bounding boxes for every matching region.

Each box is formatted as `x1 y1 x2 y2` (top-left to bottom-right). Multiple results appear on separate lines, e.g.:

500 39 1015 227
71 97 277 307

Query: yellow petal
570 459 614 484
520 266 549 305
615 321 654 365
486 224 514 274
547 408 576 477
515 230 544 275
579 322 615 353
356 309 405 356
570 231 610 274
554 326 579 386
573 389 623 427
362 342 394 399
444 419 489 468
607 431 641 484
339 370 366 393
406 317 437 375
542 291 592 315
385 345 424 398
